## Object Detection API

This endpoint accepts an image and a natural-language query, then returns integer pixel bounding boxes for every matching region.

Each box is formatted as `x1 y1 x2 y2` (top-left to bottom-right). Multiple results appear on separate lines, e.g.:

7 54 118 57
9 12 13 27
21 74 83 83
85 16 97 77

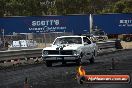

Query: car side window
83 37 91 44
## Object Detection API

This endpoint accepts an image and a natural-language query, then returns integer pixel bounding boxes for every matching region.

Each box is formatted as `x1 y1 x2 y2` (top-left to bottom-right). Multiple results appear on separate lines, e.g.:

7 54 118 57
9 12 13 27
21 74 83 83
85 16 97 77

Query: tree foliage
0 0 131 17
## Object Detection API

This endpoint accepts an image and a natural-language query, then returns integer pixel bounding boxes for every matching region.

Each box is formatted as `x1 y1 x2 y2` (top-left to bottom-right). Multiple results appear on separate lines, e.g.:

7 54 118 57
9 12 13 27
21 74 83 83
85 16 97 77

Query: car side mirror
84 42 88 45
92 41 96 43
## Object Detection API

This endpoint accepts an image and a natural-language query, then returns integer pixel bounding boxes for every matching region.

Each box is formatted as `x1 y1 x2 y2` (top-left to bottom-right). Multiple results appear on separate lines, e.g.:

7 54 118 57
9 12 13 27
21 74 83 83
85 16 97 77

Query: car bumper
42 55 79 61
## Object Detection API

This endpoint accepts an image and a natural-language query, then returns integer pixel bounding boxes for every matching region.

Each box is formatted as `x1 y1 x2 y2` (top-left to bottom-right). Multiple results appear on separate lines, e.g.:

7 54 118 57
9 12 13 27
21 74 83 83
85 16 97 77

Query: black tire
115 40 123 49
76 53 83 65
76 58 81 65
45 61 52 67
89 54 95 64
62 61 66 65
61 57 66 65
125 37 131 42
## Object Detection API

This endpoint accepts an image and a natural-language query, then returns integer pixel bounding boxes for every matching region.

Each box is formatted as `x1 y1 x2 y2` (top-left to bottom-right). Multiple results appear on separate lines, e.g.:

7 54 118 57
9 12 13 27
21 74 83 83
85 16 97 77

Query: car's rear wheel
45 61 52 67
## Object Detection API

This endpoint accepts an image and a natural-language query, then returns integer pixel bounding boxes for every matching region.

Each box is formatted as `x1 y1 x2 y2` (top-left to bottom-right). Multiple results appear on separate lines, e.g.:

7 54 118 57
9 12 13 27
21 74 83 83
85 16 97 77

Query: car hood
43 44 83 50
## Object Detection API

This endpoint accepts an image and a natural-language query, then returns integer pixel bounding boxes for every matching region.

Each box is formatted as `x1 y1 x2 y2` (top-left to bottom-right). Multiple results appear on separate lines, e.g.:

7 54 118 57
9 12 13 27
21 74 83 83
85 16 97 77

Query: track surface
0 50 132 88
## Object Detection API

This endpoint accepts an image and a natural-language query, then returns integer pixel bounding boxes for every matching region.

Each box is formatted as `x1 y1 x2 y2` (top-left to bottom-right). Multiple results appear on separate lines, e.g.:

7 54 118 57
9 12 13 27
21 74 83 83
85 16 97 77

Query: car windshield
53 37 82 45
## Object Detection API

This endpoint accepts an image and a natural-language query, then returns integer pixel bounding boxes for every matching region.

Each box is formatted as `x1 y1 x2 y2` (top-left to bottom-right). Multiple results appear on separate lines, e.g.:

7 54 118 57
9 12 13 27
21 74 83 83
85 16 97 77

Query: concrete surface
121 41 132 49
0 49 132 88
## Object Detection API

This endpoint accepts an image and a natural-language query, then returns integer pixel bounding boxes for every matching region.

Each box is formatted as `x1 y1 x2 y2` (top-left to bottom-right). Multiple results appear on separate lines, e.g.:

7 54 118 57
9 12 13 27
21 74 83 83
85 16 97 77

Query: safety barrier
0 48 43 67
0 40 123 67
96 40 122 49
97 41 115 49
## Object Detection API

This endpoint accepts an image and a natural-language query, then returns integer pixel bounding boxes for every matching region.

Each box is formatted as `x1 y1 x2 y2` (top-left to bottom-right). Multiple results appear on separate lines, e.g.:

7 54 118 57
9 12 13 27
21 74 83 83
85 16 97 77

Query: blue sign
93 13 132 34
0 15 89 35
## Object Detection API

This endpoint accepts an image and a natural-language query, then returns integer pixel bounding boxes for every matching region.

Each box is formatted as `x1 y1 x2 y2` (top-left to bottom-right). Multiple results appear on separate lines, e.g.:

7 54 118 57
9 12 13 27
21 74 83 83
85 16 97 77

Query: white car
90 34 108 42
90 30 108 42
42 36 98 67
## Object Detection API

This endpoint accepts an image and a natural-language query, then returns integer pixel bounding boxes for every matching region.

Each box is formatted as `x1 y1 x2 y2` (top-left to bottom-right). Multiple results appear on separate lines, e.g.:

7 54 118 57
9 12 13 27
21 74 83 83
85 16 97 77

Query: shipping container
0 14 132 35
0 15 89 35
93 13 132 34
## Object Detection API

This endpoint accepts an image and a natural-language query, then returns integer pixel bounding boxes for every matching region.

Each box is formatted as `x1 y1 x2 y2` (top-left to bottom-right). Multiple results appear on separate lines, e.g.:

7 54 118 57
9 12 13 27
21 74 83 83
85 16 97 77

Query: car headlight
43 51 48 55
73 50 78 55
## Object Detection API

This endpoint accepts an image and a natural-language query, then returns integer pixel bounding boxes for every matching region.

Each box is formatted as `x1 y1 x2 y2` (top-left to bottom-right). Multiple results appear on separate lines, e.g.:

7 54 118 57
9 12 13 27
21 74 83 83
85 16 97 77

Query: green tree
0 0 132 16
123 0 132 13
113 0 125 13
0 0 6 17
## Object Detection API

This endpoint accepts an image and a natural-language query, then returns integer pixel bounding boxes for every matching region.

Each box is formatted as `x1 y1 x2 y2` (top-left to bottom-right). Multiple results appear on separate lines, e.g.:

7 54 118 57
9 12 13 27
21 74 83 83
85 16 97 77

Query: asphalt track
0 49 132 88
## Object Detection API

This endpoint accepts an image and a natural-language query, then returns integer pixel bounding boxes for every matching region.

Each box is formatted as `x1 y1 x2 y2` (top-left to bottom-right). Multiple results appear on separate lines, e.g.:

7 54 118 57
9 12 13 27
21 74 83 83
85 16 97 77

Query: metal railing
0 48 42 61
0 40 122 67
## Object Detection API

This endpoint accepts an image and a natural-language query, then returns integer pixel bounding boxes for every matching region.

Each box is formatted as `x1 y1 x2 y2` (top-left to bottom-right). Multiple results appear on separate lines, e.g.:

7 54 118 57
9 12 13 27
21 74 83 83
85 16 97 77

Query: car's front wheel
89 54 95 64
76 59 81 65
45 61 52 67
76 53 83 65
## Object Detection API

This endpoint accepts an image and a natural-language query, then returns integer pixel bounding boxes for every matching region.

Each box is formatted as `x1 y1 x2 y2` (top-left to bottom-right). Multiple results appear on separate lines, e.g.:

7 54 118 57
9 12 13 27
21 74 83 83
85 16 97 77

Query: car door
82 37 93 59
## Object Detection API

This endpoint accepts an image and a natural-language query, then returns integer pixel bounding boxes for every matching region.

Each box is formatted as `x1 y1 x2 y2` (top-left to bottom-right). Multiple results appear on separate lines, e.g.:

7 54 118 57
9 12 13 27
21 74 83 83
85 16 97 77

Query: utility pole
1 29 5 47
89 14 93 33
44 33 46 47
